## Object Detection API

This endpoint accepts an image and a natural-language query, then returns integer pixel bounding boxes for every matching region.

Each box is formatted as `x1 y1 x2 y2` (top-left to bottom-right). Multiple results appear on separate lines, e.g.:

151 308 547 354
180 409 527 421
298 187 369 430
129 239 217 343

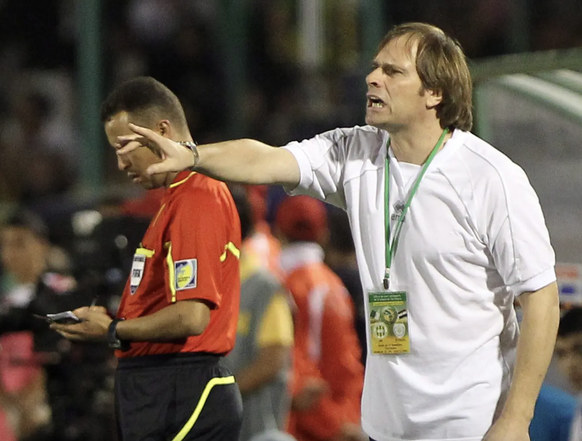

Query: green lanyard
383 128 449 290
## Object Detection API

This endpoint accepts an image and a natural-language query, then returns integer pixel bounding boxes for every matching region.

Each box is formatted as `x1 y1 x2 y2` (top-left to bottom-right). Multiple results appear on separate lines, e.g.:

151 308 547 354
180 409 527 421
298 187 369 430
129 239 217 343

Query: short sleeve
282 129 348 209
165 190 230 307
482 164 556 294
257 293 294 348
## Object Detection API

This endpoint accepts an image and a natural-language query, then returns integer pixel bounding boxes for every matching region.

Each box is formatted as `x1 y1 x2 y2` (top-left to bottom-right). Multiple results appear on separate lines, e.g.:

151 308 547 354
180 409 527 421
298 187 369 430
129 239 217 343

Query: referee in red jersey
51 77 243 441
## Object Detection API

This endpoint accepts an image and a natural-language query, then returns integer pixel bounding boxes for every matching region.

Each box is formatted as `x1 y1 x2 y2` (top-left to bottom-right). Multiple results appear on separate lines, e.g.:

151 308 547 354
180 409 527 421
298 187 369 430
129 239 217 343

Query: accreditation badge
130 254 146 294
368 291 410 354
130 248 155 294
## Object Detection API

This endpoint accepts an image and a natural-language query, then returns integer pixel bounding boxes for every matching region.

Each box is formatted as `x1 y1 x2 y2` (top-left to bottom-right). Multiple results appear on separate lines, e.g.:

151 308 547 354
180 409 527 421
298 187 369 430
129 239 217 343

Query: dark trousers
115 353 242 441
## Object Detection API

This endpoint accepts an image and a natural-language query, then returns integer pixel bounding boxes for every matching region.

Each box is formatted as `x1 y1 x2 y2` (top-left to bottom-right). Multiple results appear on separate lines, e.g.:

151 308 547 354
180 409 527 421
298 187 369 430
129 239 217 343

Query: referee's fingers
49 321 85 333
116 134 149 152
146 158 183 176
54 330 83 341
88 306 108 314
128 123 166 145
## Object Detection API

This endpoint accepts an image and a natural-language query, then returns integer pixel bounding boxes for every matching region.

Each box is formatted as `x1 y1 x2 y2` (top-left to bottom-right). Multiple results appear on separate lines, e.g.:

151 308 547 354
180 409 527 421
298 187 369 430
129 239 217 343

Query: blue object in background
530 384 577 441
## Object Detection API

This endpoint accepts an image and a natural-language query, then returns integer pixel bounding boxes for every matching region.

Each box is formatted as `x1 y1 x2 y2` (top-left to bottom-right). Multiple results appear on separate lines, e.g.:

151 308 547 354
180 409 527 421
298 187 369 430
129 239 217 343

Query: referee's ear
157 119 173 138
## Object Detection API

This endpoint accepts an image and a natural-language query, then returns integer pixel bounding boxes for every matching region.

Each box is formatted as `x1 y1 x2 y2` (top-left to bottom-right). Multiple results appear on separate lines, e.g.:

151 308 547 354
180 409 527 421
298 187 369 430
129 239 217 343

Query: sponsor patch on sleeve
175 259 197 290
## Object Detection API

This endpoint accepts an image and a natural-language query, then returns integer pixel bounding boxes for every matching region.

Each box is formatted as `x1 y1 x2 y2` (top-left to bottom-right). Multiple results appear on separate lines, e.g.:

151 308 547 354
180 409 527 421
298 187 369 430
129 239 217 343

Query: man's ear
157 120 173 138
426 89 443 109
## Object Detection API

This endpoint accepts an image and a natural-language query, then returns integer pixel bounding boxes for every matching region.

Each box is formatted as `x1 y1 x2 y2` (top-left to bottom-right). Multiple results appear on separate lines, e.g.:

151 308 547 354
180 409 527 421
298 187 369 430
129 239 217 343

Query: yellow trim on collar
135 247 155 258
169 172 196 189
152 203 166 227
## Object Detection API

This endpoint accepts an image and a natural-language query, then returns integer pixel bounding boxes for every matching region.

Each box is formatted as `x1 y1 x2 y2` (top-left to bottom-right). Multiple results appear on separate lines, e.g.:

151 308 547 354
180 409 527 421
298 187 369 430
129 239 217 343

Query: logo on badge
175 259 197 290
381 306 397 324
393 323 406 338
374 322 388 339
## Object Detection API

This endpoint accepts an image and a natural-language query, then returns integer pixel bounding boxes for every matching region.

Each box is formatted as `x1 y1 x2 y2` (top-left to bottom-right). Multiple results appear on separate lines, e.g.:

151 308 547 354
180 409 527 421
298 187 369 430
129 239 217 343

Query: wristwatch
178 141 199 170
108 318 130 351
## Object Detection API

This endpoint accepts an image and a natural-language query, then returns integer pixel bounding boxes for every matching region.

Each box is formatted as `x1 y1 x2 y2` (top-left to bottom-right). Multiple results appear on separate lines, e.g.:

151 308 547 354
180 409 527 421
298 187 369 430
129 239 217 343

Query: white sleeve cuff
511 267 556 296
281 145 313 195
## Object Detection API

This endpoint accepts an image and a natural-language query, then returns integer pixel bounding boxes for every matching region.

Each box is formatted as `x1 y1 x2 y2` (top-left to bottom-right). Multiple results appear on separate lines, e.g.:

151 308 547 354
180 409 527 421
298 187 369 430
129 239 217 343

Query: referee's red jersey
116 171 241 358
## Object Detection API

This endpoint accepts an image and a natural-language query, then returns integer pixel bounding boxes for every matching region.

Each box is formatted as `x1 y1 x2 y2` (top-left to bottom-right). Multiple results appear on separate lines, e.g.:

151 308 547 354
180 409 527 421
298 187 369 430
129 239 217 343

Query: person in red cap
242 185 284 281
274 195 365 441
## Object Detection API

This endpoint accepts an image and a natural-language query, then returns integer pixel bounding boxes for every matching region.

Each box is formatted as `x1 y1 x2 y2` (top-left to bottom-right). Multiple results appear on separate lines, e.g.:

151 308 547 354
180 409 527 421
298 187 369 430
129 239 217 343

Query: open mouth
367 95 385 108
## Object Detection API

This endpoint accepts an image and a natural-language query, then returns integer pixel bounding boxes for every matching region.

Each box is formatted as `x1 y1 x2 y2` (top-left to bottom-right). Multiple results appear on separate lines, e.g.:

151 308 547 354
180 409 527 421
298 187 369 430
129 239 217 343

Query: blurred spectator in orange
242 185 283 280
274 196 365 441
324 207 367 365
225 186 295 441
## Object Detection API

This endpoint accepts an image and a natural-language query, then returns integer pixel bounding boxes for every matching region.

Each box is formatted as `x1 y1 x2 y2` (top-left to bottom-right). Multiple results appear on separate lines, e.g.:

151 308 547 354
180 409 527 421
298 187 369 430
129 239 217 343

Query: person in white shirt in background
115 21 560 441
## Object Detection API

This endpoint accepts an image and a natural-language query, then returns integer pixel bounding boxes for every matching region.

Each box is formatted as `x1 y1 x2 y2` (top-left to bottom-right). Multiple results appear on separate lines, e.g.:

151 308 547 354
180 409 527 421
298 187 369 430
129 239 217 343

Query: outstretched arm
117 124 301 187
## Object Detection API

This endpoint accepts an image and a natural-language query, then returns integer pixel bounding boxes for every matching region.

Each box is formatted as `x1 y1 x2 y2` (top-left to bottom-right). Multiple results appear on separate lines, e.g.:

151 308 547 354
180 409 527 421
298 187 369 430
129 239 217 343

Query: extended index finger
89 306 108 314
73 306 90 315
116 134 150 154
53 329 85 342
128 123 167 144
130 123 182 157
50 322 84 333
118 124 168 155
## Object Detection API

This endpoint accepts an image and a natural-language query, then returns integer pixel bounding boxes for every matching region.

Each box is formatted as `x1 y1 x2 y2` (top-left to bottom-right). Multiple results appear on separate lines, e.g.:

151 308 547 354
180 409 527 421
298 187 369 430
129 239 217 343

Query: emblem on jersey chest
391 201 405 221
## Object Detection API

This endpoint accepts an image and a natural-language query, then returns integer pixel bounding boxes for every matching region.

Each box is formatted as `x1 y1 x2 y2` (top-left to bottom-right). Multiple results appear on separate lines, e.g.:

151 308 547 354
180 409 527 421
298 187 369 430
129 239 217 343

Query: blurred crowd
1 0 582 209
0 0 582 440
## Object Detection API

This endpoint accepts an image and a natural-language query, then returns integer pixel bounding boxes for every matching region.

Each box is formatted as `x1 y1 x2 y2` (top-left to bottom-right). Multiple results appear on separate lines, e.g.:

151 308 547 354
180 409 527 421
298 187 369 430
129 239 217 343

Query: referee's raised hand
117 123 195 175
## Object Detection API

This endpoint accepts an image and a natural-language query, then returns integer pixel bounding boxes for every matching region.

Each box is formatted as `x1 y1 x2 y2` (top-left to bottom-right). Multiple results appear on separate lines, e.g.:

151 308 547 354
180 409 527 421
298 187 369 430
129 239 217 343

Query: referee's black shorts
115 352 242 441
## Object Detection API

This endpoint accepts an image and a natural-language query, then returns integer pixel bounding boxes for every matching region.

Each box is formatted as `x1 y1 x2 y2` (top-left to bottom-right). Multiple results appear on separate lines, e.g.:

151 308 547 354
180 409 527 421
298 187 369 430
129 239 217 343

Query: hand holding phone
34 311 81 325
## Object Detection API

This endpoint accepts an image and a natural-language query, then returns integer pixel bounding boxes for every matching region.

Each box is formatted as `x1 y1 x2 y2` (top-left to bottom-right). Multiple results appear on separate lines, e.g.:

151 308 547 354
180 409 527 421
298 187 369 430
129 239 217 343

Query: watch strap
108 318 130 351
178 141 199 171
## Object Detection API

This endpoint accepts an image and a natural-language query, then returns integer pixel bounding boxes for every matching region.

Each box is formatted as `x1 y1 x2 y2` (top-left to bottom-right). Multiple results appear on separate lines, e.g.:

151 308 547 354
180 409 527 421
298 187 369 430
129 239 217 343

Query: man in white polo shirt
116 22 560 441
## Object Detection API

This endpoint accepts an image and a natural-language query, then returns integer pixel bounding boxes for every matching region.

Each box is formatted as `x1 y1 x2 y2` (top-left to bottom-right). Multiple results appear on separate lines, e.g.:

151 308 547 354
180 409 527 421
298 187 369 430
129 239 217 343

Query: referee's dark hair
100 76 188 133
558 307 582 337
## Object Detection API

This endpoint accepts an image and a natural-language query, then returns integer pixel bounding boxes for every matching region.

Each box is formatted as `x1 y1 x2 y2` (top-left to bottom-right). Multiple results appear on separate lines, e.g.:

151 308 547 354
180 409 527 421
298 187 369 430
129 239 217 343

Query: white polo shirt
283 126 556 441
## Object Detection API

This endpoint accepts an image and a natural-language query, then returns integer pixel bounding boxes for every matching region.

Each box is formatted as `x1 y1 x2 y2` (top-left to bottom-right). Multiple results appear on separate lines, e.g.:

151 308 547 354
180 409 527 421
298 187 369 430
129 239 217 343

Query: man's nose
366 68 382 87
